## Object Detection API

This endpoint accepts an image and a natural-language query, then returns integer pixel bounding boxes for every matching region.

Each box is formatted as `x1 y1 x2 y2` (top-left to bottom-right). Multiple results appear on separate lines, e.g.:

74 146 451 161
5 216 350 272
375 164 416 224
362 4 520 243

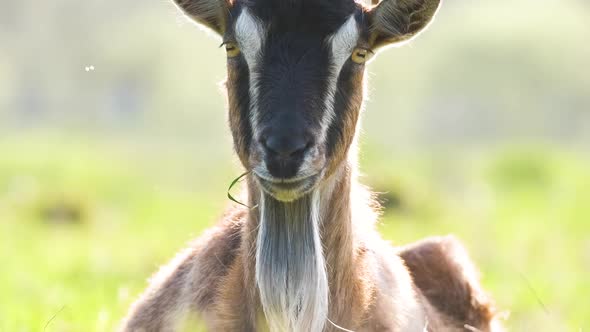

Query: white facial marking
234 9 266 138
234 9 264 65
330 15 360 72
320 15 360 142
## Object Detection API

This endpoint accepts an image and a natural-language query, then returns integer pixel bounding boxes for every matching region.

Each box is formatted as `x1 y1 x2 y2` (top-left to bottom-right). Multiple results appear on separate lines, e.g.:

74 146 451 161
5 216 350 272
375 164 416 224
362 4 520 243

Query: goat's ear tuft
369 0 441 49
173 0 229 35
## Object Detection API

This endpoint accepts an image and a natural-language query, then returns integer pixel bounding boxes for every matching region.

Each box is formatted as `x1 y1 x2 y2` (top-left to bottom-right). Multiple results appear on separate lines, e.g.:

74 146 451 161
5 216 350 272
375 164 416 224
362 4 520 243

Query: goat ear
368 0 441 49
173 0 229 35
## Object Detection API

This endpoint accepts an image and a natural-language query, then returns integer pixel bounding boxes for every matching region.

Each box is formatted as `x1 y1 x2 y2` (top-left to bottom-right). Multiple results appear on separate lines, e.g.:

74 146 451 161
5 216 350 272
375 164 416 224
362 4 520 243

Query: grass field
0 133 588 331
2 0 589 330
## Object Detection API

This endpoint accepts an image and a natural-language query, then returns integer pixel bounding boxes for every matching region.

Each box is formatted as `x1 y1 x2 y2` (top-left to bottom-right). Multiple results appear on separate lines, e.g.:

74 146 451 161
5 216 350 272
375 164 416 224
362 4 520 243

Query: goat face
174 0 441 202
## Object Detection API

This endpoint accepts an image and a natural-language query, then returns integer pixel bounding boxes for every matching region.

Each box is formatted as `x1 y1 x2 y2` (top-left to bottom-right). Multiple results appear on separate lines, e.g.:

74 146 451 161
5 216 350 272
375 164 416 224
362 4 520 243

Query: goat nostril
262 136 311 158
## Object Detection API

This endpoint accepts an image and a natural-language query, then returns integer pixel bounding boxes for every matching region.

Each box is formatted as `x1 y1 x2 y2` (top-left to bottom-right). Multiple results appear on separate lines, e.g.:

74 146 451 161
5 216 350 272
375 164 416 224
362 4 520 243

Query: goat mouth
254 173 321 202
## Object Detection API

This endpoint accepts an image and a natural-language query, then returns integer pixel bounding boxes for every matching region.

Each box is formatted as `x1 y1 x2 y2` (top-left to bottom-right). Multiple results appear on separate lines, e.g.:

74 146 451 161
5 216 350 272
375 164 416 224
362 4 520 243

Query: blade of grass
227 172 258 209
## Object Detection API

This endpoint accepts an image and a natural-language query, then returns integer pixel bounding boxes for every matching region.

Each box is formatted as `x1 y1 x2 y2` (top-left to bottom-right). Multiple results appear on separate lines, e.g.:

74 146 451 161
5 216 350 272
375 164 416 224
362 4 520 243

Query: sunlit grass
370 148 590 331
1 135 588 331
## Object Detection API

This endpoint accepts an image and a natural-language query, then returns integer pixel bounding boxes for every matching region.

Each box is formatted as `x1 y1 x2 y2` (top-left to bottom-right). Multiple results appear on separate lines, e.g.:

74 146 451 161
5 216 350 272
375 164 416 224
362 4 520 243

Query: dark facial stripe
245 0 357 35
254 34 331 134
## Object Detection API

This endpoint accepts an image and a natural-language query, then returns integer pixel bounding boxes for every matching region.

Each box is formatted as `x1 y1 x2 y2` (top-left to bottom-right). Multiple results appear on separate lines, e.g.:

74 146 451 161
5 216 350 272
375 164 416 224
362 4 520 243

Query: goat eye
351 48 371 64
225 42 241 58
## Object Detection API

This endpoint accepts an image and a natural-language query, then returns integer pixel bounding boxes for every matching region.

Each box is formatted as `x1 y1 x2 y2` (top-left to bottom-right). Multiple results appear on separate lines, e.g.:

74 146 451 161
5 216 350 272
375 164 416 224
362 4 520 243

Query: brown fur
122 167 502 331
121 211 244 330
325 64 365 178
400 236 500 331
226 62 250 166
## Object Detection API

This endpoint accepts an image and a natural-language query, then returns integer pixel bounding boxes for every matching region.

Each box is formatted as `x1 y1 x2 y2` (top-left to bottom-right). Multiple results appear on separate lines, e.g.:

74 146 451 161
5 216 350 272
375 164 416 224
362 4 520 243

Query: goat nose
262 135 311 158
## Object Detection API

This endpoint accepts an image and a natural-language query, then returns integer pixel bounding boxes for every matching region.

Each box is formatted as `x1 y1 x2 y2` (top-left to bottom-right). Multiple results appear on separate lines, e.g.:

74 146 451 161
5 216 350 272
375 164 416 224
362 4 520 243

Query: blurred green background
1 0 589 331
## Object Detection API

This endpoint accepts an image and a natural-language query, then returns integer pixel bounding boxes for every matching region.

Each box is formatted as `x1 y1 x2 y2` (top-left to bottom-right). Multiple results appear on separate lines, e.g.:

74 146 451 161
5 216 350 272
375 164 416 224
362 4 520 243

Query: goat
121 0 502 330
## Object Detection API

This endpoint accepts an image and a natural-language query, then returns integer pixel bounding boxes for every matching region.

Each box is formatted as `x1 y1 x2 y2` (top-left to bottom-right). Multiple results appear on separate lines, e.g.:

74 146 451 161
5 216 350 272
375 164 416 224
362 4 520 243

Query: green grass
0 134 588 331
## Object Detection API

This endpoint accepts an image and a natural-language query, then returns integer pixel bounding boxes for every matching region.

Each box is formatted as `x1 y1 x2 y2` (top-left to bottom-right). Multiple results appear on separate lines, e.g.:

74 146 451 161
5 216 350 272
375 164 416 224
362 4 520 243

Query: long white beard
255 190 329 332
